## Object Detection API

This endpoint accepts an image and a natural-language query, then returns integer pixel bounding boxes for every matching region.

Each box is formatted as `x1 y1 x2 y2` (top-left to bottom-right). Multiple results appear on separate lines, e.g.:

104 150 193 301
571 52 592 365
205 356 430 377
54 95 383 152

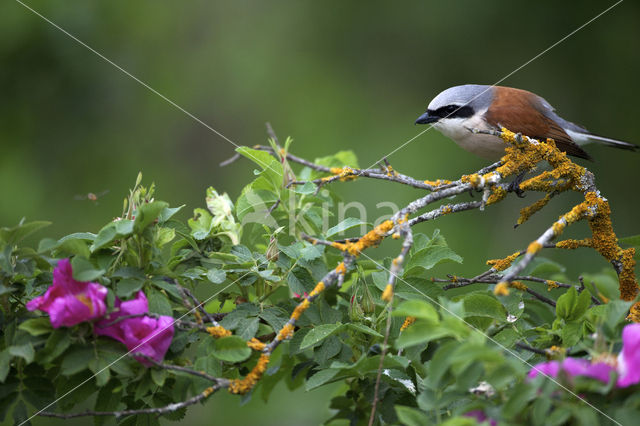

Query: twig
39 384 223 419
369 223 413 425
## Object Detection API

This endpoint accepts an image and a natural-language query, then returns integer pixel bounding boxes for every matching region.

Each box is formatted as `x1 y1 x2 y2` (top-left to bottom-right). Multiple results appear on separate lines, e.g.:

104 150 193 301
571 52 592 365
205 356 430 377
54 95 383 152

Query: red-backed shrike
415 84 637 160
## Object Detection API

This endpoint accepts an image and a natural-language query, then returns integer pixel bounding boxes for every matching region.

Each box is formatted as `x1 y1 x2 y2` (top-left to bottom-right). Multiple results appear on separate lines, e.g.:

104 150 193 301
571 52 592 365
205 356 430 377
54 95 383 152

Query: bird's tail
567 130 638 151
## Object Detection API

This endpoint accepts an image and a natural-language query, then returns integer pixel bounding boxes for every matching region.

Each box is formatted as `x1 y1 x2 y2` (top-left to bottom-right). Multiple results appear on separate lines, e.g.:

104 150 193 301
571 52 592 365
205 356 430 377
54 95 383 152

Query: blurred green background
2 1 639 424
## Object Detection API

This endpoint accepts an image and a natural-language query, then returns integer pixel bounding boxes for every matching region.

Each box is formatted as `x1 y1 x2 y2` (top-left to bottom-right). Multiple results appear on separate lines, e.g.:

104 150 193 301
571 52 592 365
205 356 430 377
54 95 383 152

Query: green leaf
90 220 133 252
393 300 439 323
404 246 462 275
134 201 169 233
158 205 185 223
395 322 451 349
395 406 430 426
0 351 11 382
206 269 227 284
619 234 640 247
18 318 52 336
0 220 51 245
116 278 144 298
236 147 283 190
89 357 111 387
314 150 359 169
8 344 34 364
60 347 94 376
300 323 343 350
212 336 252 363
463 293 507 321
305 369 340 391
151 368 166 387
148 290 172 316
326 218 367 238
70 256 105 282
94 381 122 426
347 323 383 338
556 286 590 321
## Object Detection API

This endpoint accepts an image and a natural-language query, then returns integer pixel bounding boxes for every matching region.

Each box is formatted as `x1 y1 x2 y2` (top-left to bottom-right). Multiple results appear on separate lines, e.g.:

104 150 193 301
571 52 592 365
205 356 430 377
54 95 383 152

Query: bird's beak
415 111 439 125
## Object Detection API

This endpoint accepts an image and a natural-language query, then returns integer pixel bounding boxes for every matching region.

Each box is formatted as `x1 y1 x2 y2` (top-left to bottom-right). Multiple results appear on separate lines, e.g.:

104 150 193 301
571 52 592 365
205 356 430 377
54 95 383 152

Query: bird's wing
485 87 592 160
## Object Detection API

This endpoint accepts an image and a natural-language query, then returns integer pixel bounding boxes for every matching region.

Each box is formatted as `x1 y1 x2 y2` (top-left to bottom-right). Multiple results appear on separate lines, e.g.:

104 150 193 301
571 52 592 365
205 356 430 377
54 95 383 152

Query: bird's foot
507 172 527 198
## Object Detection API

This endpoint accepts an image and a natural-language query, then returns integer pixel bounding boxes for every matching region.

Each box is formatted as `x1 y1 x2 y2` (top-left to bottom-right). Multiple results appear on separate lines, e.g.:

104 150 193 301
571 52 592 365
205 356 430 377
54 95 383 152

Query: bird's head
415 84 492 129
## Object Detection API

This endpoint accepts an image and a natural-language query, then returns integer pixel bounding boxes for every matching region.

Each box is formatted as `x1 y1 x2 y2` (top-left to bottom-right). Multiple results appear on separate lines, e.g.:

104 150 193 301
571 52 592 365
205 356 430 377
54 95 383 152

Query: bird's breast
434 116 506 160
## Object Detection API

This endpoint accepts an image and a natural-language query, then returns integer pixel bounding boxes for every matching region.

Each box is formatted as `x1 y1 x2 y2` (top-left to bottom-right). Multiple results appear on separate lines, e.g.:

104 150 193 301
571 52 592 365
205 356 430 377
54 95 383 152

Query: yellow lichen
276 323 295 341
526 241 542 255
291 298 310 320
461 173 482 188
391 232 400 239
335 262 347 275
207 326 232 338
247 338 266 351
331 220 395 256
555 238 592 250
518 194 552 226
627 302 640 323
400 316 416 331
510 281 528 291
202 386 215 397
381 284 393 302
487 251 520 272
308 281 326 298
440 205 453 214
424 179 452 187
486 186 507 205
546 280 559 291
494 281 510 296
228 353 270 394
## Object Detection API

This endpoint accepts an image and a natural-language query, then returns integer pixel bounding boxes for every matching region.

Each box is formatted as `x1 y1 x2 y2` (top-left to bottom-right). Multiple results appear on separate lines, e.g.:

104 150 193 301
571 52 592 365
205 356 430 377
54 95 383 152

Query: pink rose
96 291 174 366
528 323 640 388
26 258 107 328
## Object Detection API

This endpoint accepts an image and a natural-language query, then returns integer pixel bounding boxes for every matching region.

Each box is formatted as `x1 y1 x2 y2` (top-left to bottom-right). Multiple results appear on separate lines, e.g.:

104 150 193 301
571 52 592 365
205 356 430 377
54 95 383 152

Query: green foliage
0 158 638 425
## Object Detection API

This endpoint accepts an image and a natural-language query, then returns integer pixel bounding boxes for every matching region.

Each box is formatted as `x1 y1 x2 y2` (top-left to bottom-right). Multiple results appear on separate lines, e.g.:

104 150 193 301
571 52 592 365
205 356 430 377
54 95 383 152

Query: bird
415 84 637 161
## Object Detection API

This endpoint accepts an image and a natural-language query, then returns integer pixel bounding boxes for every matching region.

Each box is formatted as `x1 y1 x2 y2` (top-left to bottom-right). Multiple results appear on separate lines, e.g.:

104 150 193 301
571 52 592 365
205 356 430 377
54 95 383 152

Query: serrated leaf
300 323 343 350
212 336 251 363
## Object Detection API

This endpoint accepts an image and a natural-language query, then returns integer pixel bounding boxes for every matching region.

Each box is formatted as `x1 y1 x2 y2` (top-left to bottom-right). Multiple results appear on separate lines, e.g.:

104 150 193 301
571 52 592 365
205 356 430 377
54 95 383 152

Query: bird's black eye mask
429 104 474 119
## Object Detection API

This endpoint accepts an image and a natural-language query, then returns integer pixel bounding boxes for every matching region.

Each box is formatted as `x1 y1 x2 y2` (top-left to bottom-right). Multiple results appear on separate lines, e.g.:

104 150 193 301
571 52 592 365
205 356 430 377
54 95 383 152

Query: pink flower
463 410 497 426
528 323 640 388
26 258 107 328
96 291 174 366
617 323 640 387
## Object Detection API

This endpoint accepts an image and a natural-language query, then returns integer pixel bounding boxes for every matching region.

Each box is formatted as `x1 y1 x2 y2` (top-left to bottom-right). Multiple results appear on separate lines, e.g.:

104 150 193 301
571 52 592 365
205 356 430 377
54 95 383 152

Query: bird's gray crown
427 84 494 113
